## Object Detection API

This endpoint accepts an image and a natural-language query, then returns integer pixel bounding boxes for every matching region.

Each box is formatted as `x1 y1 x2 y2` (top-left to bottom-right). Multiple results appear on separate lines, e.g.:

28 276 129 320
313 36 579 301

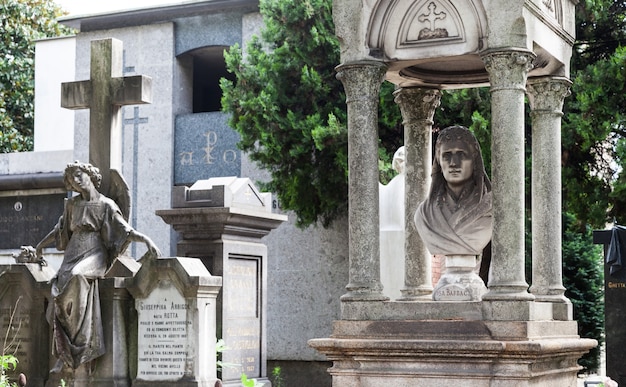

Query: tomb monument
310 0 597 385
157 177 287 387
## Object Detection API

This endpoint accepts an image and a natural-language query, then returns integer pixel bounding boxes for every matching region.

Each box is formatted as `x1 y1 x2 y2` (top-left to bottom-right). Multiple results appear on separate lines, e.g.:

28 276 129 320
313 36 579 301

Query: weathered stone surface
393 88 441 300
61 38 152 196
0 264 55 387
310 320 596 387
337 61 388 302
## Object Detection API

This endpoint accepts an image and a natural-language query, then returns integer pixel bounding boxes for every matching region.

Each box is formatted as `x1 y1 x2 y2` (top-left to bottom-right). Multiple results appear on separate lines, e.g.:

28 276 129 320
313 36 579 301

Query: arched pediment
369 0 487 61
368 0 489 87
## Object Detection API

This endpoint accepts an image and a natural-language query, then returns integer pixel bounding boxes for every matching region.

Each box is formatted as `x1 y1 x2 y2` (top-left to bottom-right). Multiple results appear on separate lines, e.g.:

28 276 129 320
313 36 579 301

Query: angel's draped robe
49 195 132 368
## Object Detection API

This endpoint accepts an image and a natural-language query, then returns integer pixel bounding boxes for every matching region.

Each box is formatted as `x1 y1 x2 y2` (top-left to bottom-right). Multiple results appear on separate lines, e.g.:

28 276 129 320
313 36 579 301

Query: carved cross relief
417 2 447 32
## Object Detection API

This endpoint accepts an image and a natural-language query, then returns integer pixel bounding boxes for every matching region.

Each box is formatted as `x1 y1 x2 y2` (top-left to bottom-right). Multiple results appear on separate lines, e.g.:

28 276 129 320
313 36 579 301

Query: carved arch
368 0 487 61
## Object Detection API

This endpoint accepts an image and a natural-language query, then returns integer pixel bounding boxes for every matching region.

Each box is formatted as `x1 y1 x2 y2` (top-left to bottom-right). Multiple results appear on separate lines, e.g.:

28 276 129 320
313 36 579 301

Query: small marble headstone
129 257 222 386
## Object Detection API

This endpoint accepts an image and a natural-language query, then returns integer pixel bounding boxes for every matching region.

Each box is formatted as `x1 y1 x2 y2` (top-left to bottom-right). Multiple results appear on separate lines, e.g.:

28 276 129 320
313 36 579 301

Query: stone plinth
45 258 141 387
128 257 222 387
0 263 55 387
157 177 286 387
309 319 596 387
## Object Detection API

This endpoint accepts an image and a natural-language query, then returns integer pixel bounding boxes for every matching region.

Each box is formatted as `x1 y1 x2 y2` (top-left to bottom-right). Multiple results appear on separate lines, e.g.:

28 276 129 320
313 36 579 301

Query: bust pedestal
433 255 486 301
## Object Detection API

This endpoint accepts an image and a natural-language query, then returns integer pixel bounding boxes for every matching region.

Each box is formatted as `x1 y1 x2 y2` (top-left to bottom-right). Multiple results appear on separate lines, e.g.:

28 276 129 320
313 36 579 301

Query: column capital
336 61 387 102
526 76 572 114
393 87 441 126
480 48 536 92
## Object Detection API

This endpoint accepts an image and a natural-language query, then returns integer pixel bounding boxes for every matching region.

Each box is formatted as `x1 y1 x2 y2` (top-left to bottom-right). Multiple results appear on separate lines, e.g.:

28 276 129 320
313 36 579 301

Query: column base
398 285 433 301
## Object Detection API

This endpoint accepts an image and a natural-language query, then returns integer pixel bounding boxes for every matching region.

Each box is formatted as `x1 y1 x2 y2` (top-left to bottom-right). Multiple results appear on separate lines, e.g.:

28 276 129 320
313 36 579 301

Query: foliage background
0 0 71 152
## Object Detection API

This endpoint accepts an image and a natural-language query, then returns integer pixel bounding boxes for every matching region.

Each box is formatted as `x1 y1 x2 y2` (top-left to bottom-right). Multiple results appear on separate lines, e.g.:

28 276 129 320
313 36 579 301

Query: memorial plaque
174 112 241 185
0 194 65 249
222 255 262 381
136 280 192 381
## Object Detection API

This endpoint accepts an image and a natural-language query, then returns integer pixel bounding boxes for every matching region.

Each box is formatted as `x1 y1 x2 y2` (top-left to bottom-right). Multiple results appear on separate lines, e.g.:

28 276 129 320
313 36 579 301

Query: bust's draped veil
415 126 493 256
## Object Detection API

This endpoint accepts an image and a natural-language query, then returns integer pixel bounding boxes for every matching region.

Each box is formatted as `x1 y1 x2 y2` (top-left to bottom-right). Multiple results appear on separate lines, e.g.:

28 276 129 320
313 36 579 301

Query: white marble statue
379 146 405 300
414 126 492 301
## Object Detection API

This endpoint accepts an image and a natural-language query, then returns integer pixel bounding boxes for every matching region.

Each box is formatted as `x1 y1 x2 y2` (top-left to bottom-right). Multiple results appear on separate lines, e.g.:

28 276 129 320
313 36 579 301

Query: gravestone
128 256 222 386
593 228 626 386
311 0 596 385
157 177 287 387
41 36 156 387
0 263 56 387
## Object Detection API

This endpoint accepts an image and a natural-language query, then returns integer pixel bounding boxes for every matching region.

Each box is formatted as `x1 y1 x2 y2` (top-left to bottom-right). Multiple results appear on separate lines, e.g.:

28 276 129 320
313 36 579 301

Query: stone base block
133 380 221 387
309 320 597 387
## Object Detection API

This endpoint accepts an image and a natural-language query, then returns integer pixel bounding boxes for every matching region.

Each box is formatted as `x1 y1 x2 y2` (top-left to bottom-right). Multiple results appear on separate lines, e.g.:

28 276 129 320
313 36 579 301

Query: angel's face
71 169 94 193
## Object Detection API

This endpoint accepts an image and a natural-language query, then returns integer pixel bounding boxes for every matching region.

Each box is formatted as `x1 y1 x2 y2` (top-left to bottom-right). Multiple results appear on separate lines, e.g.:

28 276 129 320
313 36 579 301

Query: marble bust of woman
414 125 492 257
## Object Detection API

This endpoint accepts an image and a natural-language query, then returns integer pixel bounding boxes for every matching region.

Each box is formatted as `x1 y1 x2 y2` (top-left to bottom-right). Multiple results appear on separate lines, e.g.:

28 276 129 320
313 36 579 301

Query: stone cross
61 38 152 195
418 2 446 31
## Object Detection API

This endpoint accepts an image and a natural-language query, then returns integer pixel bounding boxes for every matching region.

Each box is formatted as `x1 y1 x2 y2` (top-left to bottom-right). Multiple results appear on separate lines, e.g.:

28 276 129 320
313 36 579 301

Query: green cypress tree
221 0 401 227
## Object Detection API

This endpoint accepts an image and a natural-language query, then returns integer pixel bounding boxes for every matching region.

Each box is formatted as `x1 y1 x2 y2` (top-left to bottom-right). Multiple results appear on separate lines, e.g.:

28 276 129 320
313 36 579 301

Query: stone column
480 48 535 300
393 87 441 300
527 76 572 303
337 61 389 301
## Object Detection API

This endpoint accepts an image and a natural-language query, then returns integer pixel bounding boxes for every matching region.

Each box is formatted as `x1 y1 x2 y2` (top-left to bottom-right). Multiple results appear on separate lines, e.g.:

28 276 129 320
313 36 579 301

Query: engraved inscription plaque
136 281 192 381
0 194 65 249
221 255 262 381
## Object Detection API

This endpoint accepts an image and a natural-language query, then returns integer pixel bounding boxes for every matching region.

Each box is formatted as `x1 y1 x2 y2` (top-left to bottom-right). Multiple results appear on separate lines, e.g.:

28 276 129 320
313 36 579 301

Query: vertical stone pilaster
527 76 572 303
393 87 441 300
337 61 389 302
481 49 535 301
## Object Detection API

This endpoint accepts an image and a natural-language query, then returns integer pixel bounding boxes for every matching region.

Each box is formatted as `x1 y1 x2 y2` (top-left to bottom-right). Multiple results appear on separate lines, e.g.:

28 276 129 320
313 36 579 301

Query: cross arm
61 80 92 110
114 75 152 106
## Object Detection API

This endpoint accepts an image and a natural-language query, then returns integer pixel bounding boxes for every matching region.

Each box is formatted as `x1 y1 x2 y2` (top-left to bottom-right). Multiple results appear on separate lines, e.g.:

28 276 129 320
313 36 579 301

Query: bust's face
439 139 473 187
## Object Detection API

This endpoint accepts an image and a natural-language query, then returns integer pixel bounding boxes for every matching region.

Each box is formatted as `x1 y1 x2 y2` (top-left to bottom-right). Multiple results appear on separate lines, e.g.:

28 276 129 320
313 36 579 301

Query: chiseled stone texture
263 214 349 361
310 320 596 387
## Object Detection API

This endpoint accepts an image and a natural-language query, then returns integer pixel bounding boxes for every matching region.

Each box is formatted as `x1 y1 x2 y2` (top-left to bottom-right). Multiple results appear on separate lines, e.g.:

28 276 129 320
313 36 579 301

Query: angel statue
32 161 160 372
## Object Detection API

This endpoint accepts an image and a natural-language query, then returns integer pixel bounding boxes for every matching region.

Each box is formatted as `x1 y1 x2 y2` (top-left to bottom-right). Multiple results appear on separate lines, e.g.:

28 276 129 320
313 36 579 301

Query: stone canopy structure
310 0 597 385
333 0 575 303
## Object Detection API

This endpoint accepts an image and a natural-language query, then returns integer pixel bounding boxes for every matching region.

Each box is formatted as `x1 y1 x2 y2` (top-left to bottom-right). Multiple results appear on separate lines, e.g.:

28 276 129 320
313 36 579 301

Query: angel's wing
108 169 131 221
